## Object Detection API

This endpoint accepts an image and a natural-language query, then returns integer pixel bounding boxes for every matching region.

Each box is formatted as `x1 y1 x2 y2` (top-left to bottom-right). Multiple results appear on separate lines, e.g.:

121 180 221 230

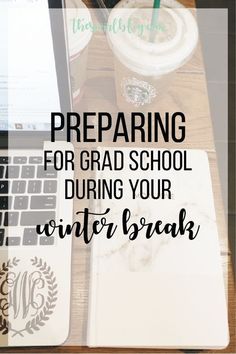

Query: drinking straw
149 0 161 42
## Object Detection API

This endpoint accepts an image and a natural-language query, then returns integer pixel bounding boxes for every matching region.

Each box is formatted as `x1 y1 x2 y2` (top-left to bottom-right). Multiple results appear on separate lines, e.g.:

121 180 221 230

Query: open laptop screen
0 0 61 132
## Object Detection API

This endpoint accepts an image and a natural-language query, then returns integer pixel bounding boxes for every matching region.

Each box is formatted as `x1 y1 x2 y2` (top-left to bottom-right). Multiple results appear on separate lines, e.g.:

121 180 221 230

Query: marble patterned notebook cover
87 148 228 349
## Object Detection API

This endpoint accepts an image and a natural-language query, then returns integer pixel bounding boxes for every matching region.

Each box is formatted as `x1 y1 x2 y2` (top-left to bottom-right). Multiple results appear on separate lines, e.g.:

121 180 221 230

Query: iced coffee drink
107 0 198 110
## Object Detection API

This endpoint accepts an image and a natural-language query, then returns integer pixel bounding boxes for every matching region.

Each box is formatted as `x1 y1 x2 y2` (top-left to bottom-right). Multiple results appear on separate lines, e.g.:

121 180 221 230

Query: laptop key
4 212 19 226
40 236 54 246
21 211 55 226
0 196 12 210
37 165 57 179
0 166 4 178
0 157 10 164
22 166 35 178
6 165 20 178
28 180 42 194
6 237 21 246
0 213 2 225
44 180 57 193
0 229 4 246
14 196 28 210
0 181 9 194
29 156 42 164
31 196 56 209
23 228 38 245
12 180 26 194
13 156 27 164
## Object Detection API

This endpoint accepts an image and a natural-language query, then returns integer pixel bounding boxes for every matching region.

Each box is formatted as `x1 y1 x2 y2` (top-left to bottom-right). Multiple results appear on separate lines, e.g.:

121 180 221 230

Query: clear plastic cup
66 0 92 105
107 0 198 111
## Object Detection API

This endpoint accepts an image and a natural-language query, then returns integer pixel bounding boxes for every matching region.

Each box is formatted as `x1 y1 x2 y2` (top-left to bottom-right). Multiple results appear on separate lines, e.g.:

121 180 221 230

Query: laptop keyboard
0 155 57 247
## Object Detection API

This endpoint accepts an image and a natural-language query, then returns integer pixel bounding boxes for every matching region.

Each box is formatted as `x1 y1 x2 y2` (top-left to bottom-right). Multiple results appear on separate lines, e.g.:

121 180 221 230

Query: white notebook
87 148 229 349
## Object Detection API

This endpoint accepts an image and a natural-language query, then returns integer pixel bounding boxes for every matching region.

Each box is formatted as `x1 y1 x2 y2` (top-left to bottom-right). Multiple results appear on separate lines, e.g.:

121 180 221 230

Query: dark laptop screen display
0 0 61 132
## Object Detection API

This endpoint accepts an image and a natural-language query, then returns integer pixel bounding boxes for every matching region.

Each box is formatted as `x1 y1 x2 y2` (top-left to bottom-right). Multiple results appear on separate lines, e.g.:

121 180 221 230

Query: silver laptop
0 0 73 346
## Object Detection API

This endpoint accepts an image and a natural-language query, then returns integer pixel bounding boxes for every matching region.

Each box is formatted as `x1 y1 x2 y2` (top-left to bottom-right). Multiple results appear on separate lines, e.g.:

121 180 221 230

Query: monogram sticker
0 257 58 337
121 77 157 107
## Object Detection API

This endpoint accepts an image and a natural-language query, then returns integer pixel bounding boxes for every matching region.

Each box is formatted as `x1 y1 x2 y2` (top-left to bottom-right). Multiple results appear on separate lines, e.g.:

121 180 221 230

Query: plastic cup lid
66 0 92 56
107 0 199 76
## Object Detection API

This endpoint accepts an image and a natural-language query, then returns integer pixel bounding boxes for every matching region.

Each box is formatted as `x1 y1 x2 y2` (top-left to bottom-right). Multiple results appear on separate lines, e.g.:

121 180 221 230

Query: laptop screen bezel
0 0 72 149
